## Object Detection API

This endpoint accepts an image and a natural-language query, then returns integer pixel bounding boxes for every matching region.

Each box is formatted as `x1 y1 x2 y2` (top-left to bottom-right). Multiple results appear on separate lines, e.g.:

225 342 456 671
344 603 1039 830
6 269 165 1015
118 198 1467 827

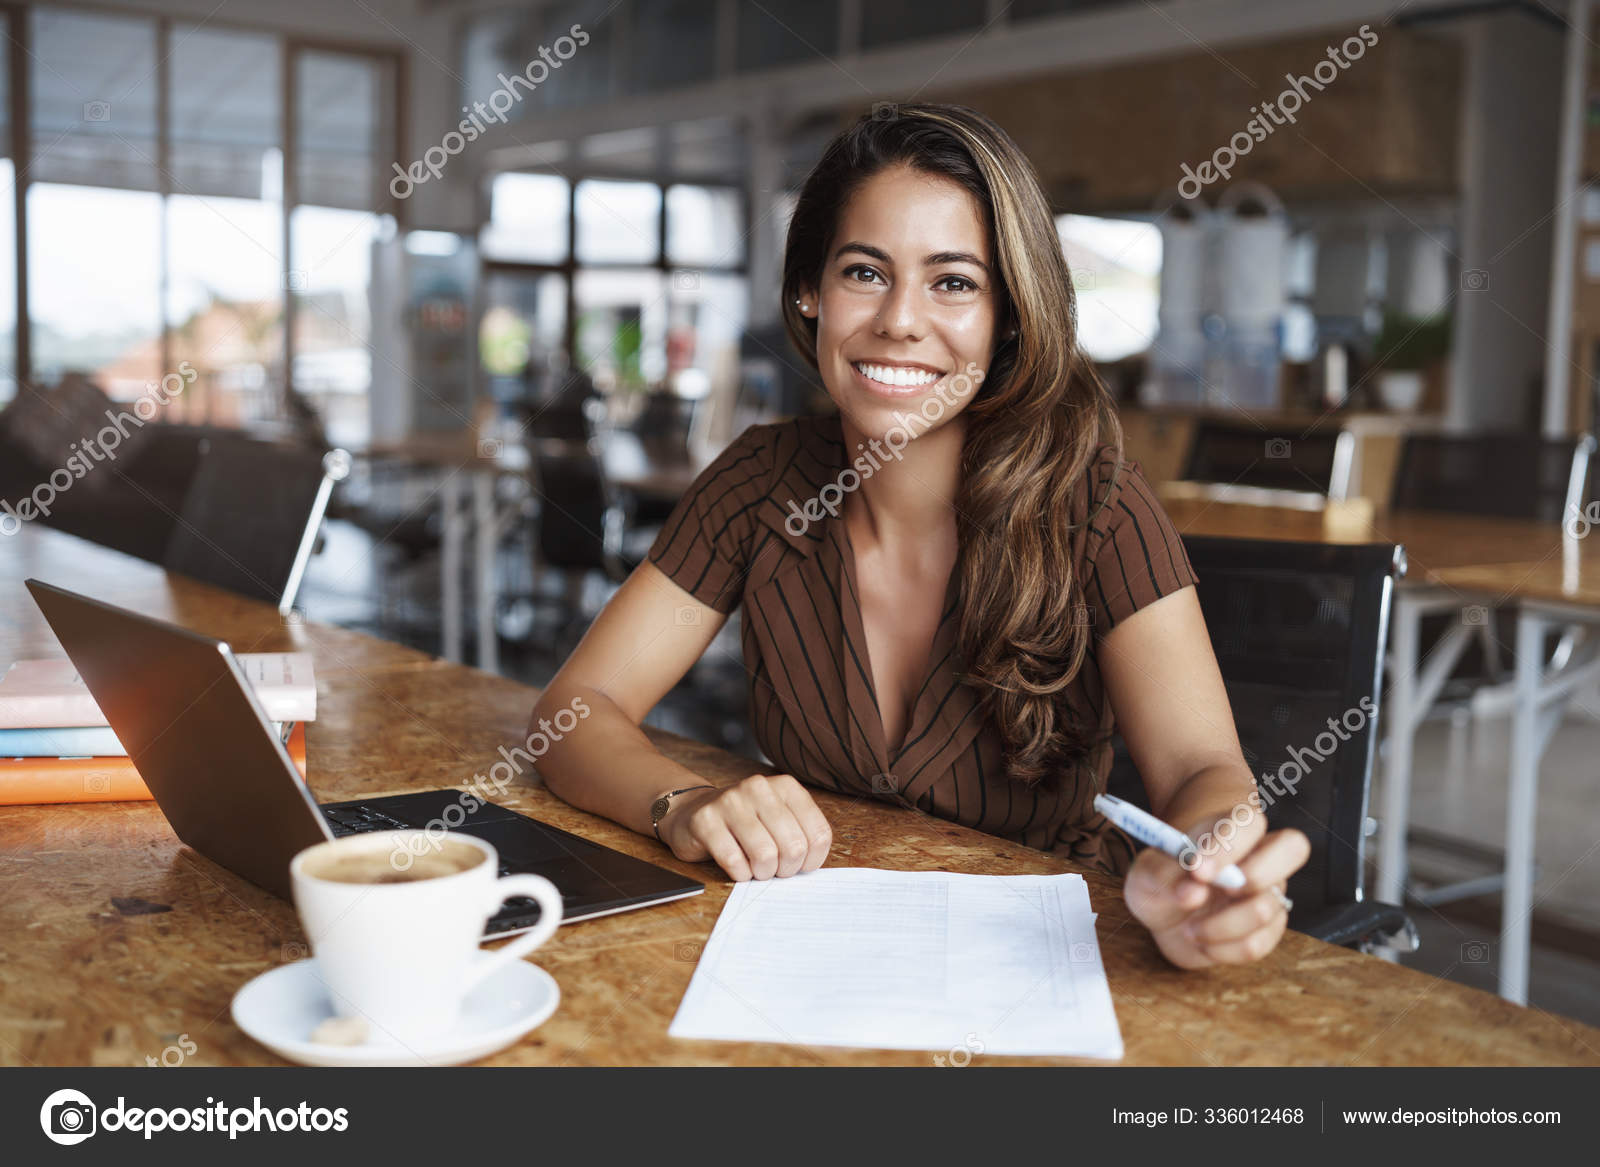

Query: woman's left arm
1098 586 1310 969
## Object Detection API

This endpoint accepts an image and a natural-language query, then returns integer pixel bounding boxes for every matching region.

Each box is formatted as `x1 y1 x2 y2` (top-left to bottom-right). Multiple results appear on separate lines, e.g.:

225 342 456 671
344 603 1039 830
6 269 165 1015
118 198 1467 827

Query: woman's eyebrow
833 241 991 276
925 249 990 275
833 241 890 264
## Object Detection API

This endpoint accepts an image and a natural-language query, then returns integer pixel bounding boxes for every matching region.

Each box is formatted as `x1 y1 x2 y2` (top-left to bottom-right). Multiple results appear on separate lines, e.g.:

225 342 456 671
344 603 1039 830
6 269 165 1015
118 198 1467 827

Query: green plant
1373 310 1452 371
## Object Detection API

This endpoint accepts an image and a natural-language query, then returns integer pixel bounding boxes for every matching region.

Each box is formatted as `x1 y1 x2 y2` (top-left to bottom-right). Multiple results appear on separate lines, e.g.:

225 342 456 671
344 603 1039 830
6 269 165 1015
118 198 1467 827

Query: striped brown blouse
646 415 1197 875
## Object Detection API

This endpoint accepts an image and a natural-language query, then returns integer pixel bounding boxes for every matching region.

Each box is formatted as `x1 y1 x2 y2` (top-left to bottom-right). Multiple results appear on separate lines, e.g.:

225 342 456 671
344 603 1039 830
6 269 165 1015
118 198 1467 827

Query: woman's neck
841 414 965 549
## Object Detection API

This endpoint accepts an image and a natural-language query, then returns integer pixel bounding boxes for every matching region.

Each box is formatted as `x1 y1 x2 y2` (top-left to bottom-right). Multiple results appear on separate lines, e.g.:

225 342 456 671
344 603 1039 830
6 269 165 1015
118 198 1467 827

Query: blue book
0 726 126 758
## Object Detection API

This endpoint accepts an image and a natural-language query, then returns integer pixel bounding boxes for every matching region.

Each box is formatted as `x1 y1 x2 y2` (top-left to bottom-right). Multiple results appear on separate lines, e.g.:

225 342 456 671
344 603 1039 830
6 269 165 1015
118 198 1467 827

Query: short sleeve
645 424 775 613
1081 451 1197 636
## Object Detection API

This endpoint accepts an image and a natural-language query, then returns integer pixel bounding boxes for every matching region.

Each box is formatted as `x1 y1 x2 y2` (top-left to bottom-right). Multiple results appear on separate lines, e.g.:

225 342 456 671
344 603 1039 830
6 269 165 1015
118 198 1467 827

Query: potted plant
1371 310 1452 412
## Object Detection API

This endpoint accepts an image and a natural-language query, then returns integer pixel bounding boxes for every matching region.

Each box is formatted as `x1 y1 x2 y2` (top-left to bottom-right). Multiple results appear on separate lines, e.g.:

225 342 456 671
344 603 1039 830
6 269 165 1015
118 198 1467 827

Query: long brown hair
780 102 1124 787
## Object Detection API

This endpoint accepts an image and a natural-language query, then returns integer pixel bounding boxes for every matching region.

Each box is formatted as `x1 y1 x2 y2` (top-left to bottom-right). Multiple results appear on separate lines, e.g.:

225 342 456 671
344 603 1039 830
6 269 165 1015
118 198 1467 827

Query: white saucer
231 952 560 1067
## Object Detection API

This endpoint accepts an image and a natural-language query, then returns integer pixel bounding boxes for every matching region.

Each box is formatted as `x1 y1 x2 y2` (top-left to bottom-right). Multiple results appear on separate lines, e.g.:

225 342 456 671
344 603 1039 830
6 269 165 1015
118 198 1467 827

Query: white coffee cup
290 830 562 1047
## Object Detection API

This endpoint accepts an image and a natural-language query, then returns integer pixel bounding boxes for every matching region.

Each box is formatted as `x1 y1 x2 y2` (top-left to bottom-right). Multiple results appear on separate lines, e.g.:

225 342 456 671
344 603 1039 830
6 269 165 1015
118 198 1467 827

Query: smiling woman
531 103 1310 972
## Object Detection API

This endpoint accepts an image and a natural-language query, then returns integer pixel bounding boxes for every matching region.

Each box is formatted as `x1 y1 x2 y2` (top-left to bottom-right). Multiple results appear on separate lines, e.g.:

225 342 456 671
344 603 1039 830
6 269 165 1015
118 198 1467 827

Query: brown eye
842 264 882 284
935 275 977 293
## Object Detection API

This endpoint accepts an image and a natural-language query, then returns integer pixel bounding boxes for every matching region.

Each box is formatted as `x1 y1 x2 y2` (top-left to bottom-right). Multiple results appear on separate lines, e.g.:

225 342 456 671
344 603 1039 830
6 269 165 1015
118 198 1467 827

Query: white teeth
855 362 939 388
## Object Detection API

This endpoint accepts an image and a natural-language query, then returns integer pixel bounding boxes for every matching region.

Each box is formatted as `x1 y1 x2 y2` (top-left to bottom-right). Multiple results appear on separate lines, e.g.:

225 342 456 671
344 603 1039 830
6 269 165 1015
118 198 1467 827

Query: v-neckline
833 515 961 771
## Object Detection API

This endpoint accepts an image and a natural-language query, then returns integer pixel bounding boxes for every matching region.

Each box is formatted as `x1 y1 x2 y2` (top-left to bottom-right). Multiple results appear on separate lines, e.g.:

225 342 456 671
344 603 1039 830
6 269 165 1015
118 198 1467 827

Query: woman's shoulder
702 414 845 497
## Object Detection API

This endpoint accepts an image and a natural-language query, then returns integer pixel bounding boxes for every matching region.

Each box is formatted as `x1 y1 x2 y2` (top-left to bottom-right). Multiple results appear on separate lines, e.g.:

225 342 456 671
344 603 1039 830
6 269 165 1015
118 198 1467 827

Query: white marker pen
1094 792 1292 911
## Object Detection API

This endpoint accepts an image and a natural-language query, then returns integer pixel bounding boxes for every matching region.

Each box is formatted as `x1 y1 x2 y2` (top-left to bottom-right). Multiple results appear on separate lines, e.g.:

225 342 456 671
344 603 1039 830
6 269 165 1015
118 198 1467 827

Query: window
4 8 398 437
575 179 661 264
482 174 571 264
1056 214 1163 364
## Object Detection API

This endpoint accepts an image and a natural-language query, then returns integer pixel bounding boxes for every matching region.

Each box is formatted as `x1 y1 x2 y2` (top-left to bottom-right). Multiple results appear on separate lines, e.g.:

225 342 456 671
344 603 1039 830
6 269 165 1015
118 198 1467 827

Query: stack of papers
668 867 1123 1059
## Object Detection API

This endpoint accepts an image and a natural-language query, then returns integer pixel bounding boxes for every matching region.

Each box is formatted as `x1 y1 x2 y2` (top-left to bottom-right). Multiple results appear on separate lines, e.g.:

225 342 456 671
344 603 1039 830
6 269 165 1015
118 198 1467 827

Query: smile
851 362 944 390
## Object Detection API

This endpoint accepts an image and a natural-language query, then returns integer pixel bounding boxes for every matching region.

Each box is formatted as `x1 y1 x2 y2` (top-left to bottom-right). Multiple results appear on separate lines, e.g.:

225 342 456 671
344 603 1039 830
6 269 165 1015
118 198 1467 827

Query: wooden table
1428 550 1600 1004
3 525 1598 1066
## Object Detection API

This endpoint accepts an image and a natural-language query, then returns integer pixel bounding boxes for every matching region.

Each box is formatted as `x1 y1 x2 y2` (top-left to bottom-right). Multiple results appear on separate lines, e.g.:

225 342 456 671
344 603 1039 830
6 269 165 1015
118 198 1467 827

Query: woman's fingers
1192 897 1289 964
748 780 811 878
690 813 752 882
776 777 833 872
1236 828 1311 890
1189 886 1288 945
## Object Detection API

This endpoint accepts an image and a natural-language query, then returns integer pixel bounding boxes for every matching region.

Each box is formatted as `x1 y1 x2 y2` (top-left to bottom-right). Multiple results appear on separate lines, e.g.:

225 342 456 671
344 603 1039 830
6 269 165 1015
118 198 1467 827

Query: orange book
0 724 307 805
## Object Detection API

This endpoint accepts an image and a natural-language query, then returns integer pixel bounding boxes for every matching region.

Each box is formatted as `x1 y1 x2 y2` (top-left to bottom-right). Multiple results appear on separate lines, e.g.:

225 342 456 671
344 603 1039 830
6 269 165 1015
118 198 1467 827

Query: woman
532 103 1309 969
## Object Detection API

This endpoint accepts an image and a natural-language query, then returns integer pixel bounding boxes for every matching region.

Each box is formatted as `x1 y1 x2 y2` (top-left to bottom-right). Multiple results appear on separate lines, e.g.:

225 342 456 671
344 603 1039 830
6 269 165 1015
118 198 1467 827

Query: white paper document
668 867 1123 1059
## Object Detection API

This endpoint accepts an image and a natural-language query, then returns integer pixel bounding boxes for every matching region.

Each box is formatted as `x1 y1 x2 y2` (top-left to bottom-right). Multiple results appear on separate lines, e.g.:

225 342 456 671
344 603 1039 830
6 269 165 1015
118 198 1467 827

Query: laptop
25 580 704 935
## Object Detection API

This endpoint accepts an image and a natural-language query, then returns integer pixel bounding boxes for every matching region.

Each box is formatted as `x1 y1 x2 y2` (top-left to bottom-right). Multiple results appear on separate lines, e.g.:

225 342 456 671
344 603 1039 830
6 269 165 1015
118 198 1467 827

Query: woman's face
802 164 1000 441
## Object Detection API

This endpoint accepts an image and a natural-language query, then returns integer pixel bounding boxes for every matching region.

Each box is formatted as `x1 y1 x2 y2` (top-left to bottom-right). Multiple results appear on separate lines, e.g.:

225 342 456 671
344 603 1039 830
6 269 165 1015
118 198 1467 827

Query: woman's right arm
530 560 832 881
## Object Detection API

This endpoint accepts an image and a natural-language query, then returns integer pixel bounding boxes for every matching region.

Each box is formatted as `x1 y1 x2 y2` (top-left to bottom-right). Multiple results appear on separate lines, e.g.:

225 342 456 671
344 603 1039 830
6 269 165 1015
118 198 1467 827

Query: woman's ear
792 285 818 318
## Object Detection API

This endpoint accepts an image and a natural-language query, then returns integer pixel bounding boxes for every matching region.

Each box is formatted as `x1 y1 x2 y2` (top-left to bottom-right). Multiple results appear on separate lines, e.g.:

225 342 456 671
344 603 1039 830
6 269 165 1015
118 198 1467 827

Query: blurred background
1 0 1597 1026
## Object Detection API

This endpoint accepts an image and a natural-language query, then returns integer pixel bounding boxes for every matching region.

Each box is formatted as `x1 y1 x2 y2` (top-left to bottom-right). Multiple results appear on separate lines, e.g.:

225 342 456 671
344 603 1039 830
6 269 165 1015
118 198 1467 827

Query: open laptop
25 580 703 935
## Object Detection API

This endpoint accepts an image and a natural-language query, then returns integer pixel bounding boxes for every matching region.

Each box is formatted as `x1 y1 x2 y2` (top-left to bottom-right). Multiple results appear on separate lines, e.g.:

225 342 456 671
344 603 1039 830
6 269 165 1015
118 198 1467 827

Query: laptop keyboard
320 803 543 934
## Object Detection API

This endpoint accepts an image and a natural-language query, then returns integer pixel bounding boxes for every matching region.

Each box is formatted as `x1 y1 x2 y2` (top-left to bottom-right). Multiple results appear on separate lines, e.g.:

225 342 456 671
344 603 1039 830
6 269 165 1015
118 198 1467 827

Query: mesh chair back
164 436 343 611
1106 536 1399 927
527 438 617 574
1390 432 1592 522
1182 420 1348 496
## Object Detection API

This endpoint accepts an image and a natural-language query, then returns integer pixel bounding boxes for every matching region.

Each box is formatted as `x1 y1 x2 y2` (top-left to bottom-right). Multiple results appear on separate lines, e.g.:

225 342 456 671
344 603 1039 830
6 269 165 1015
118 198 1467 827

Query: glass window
575 269 666 392
166 196 285 426
575 180 661 264
737 0 840 71
296 51 388 211
481 173 570 263
667 185 744 268
170 27 280 200
480 271 567 396
29 9 159 191
1056 214 1162 364
666 271 747 399
290 206 381 447
28 185 164 398
0 29 14 404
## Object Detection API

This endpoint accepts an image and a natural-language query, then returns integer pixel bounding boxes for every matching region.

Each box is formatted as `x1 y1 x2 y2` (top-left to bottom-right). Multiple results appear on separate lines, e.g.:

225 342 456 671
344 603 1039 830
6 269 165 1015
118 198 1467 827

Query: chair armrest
1294 900 1418 953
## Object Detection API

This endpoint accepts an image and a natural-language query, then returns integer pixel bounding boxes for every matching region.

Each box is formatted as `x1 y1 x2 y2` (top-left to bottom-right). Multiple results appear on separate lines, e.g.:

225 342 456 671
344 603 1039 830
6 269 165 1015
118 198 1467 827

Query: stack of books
0 653 317 804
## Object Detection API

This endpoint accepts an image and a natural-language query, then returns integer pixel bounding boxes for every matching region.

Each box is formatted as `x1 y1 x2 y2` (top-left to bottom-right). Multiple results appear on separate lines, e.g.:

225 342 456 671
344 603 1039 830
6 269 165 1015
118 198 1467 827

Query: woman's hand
658 773 833 881
1124 809 1310 970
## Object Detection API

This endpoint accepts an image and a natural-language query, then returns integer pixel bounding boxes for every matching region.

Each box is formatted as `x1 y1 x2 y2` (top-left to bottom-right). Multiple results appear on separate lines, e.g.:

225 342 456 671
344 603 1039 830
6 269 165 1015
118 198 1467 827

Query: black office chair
1391 432 1593 524
1182 419 1353 499
163 435 350 614
1105 535 1414 951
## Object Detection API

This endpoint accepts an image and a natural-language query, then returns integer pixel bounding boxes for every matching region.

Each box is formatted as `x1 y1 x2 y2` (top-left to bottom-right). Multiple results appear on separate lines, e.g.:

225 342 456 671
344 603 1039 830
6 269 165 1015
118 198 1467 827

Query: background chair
1105 534 1412 951
164 435 349 614
1391 432 1593 524
1181 418 1354 499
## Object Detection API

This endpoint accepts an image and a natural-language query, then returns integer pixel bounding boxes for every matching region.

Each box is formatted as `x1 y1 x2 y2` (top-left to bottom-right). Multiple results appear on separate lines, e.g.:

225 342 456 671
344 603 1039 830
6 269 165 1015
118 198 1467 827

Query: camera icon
1072 269 1101 292
477 437 503 459
674 941 702 962
1462 605 1488 627
674 606 702 626
280 941 310 962
1265 438 1292 459
283 269 308 292
1461 269 1490 292
869 772 898 795
1460 940 1491 963
1565 501 1599 541
672 269 700 291
871 100 899 121
1071 604 1095 626
1070 941 1095 962
40 1089 97 1145
282 607 305 626
82 101 111 123
83 773 110 795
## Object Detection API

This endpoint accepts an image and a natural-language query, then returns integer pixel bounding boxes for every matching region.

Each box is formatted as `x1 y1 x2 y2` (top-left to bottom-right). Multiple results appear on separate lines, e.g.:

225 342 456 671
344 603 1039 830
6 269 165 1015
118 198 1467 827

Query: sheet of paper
668 867 1123 1059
